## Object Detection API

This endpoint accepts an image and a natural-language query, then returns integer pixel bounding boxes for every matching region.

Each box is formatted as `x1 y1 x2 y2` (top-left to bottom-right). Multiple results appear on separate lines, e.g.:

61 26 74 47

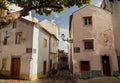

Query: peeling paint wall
101 0 120 72
0 19 34 79
71 5 118 77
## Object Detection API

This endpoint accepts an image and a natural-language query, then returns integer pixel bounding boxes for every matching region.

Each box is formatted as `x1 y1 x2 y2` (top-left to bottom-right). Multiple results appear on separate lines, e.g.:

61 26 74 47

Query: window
74 47 80 53
15 32 22 44
109 0 113 2
53 40 56 47
83 16 92 25
3 36 8 45
84 40 94 50
13 21 16 29
1 58 7 70
43 38 47 48
80 61 90 71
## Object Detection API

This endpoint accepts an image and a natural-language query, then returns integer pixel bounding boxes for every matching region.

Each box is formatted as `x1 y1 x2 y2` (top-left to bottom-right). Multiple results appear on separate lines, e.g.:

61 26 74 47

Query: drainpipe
48 35 51 76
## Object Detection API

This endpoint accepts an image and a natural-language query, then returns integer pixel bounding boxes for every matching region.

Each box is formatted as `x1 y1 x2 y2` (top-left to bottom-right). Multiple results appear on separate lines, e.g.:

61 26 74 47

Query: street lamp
61 34 73 43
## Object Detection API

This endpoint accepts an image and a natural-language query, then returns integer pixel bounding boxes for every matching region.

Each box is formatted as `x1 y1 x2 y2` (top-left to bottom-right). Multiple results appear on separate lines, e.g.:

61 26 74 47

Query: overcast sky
32 0 103 52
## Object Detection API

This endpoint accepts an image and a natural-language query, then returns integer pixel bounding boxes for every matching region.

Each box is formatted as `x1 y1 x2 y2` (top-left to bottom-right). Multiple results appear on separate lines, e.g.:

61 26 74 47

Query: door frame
43 60 47 75
101 55 111 76
11 57 21 78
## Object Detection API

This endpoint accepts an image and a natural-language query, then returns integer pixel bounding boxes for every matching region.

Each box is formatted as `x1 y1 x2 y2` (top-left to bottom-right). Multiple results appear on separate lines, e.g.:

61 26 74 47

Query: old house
39 20 59 74
101 0 120 73
69 5 119 78
0 18 59 80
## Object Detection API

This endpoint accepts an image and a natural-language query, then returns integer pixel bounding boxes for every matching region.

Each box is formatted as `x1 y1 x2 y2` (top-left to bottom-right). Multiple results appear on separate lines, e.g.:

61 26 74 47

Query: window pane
74 47 80 53
16 32 22 44
83 16 92 25
3 37 8 45
84 40 93 50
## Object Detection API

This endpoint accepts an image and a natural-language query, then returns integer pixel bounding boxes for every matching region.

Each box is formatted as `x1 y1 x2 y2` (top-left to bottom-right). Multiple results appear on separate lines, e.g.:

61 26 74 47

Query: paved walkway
0 71 120 83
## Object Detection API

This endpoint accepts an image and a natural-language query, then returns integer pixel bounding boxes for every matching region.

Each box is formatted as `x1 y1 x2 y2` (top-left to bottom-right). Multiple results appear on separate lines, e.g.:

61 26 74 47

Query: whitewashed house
69 5 119 78
101 0 120 73
39 20 59 74
0 18 59 80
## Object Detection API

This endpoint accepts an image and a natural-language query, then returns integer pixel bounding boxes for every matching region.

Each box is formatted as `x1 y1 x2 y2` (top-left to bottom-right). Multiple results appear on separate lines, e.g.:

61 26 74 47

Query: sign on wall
74 47 80 53
26 48 32 53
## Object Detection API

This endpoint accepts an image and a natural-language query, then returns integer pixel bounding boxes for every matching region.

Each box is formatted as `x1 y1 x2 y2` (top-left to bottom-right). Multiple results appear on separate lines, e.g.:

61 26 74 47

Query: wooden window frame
15 32 22 44
83 39 94 50
83 16 92 25
43 38 47 48
74 47 80 53
3 36 8 45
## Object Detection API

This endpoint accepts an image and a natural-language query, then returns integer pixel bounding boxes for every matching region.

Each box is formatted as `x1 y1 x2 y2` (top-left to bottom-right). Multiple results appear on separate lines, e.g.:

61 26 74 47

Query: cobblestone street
0 71 120 83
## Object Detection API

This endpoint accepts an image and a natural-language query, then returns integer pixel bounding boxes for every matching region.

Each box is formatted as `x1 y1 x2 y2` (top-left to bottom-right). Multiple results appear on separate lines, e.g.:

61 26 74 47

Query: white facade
69 5 119 78
39 20 59 74
0 18 59 80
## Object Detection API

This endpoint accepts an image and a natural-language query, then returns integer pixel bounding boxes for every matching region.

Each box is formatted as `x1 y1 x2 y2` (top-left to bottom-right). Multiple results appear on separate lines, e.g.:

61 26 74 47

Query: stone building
101 0 120 72
69 5 119 78
0 18 59 80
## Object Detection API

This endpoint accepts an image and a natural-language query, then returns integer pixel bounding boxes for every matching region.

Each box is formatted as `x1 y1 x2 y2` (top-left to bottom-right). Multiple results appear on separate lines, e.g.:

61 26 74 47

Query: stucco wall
37 26 50 78
0 19 34 79
39 20 59 72
101 0 120 56
101 0 120 72
111 1 120 56
71 5 118 75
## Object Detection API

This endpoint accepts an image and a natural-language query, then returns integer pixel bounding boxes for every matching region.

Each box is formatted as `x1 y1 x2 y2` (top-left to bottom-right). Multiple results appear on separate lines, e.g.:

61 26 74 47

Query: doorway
11 57 20 77
43 61 47 75
102 56 111 76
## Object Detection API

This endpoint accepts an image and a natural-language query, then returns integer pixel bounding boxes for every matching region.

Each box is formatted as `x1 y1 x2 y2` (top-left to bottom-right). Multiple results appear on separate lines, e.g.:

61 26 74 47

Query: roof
36 23 59 40
72 4 111 15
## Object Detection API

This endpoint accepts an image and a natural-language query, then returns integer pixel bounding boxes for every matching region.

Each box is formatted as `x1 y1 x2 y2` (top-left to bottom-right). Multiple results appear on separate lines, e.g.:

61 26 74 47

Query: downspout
48 35 51 76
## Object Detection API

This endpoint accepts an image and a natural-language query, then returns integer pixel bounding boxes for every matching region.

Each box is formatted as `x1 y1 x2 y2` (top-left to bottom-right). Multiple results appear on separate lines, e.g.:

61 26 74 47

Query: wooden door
11 58 20 77
43 61 47 75
80 61 90 71
102 56 111 76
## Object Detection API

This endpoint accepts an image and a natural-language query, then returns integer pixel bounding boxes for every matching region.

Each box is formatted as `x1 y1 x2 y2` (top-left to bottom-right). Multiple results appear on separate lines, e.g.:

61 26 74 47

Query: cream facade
69 5 119 78
0 18 59 80
39 20 59 74
101 0 120 72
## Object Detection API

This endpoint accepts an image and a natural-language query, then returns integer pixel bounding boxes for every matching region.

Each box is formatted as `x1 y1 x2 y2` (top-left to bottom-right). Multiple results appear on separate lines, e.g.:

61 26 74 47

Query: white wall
30 26 39 77
37 26 50 75
0 19 34 76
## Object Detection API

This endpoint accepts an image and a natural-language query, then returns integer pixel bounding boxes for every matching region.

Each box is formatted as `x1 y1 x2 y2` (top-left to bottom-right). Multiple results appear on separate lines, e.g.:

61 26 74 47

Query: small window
83 16 92 25
15 32 22 44
3 36 8 45
53 40 56 47
109 0 113 2
74 47 80 53
80 61 90 71
43 38 47 48
13 21 16 29
84 40 94 50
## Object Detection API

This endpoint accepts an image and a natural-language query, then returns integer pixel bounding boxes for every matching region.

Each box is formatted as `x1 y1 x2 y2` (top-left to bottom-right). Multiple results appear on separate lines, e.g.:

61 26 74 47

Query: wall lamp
61 34 73 43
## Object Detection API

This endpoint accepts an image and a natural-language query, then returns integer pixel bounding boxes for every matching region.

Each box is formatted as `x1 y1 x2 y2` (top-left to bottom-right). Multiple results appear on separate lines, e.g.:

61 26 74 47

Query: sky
32 0 102 52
